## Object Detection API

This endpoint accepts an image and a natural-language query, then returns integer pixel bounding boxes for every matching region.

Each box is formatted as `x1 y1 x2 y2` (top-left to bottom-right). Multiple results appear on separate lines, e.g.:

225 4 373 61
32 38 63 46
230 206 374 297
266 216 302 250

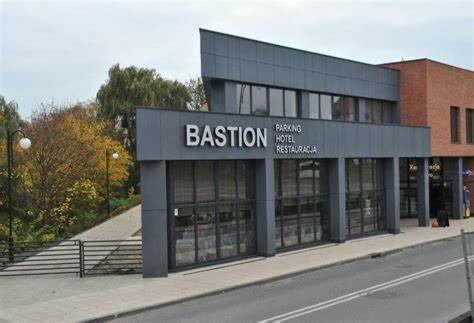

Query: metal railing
0 239 142 277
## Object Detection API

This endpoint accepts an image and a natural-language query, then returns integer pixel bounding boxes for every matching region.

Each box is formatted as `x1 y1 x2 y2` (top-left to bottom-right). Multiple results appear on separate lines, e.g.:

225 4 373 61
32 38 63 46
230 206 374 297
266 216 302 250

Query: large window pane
347 193 362 235
300 197 315 243
175 207 196 267
316 195 329 240
332 96 344 121
239 203 256 254
347 159 361 192
281 160 297 197
309 93 320 119
451 106 460 143
362 159 374 191
320 94 332 120
362 192 377 232
252 85 268 115
382 101 392 123
299 160 314 196
237 160 255 200
219 204 237 258
174 161 194 204
236 83 250 114
284 90 297 117
345 97 357 121
372 100 382 123
195 161 215 202
269 88 284 116
282 198 298 246
196 206 217 262
217 161 235 201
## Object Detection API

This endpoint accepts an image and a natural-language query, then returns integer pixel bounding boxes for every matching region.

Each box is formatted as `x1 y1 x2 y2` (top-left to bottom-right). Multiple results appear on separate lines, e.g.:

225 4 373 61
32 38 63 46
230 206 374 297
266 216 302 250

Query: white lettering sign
274 124 317 155
185 124 267 148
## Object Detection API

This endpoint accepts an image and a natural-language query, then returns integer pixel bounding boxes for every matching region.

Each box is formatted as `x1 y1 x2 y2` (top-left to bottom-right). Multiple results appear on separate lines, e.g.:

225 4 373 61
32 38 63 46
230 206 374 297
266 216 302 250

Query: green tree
186 77 207 111
96 64 191 190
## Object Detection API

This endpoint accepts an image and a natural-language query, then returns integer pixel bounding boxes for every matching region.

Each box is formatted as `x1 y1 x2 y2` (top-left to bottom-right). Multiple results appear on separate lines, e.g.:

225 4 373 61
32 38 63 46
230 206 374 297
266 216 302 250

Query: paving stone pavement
1 217 474 323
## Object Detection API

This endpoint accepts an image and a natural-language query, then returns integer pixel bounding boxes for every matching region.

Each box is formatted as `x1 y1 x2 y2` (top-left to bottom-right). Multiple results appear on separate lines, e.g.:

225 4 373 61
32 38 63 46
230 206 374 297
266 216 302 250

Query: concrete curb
84 234 460 322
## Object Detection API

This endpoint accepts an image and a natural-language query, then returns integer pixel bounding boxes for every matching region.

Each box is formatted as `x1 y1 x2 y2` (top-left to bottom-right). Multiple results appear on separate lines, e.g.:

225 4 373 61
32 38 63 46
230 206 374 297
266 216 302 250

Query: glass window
269 88 284 116
361 159 374 191
195 161 215 202
347 159 361 192
467 109 474 144
284 90 297 117
281 160 297 197
300 197 315 243
451 106 460 143
332 96 345 121
309 93 320 119
196 206 217 262
218 204 237 258
282 198 298 246
372 100 382 123
365 100 373 122
175 207 195 267
239 204 256 254
236 83 250 114
320 94 332 120
174 161 194 204
217 161 235 201
382 101 392 123
299 160 314 196
251 85 267 115
237 161 255 200
345 97 357 122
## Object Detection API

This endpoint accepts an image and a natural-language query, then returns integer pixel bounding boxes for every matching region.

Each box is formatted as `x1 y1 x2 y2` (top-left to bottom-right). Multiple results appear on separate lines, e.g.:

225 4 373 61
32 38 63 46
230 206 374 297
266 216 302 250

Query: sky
1 0 473 119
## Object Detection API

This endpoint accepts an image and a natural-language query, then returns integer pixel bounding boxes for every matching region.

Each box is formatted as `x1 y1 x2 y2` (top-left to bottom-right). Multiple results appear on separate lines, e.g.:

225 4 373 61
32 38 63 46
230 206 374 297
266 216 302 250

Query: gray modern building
137 29 432 278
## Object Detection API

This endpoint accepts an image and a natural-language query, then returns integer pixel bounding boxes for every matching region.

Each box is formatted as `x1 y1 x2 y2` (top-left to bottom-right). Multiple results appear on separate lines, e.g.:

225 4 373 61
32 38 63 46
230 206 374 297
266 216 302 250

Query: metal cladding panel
136 108 431 161
200 29 400 101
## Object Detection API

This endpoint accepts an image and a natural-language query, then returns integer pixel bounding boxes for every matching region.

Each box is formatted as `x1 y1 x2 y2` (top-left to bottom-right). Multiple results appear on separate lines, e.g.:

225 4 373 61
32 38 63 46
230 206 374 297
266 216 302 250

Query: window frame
450 106 460 144
466 108 474 144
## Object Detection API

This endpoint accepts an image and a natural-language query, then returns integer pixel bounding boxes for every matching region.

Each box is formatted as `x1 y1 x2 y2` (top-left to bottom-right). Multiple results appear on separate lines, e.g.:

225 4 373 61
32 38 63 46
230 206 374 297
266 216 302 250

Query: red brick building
384 59 474 219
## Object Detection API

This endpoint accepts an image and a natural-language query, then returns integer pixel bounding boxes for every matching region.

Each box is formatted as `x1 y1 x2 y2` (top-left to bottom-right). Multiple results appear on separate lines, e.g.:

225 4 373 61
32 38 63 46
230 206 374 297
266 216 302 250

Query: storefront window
275 159 329 249
170 160 256 268
345 158 385 237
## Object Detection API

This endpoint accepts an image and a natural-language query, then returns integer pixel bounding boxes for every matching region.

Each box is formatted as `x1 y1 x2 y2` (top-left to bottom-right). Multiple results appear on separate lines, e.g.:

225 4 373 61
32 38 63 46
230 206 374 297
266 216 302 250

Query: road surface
112 237 470 323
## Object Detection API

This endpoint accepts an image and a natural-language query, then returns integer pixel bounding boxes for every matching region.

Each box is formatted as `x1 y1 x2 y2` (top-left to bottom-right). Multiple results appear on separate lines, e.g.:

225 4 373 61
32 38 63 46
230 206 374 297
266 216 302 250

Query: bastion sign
185 124 317 155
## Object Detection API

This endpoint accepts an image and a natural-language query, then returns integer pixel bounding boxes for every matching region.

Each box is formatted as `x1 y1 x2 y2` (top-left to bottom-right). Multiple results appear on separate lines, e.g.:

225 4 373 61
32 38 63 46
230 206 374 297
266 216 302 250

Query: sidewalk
1 218 473 323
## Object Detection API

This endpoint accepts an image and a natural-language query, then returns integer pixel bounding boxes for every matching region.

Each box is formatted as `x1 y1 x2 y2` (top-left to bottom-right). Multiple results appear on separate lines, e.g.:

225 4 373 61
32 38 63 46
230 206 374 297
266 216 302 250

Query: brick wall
384 59 474 157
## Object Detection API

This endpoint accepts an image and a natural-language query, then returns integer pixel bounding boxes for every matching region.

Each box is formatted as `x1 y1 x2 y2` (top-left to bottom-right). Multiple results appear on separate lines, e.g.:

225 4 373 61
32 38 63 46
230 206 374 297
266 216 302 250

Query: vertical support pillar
256 158 276 256
453 157 464 220
140 161 168 278
329 158 346 243
385 158 400 234
416 158 430 226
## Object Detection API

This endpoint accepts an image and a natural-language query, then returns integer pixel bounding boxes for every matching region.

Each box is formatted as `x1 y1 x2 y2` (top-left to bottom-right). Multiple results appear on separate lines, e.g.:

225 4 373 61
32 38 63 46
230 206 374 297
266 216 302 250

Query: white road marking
258 256 472 323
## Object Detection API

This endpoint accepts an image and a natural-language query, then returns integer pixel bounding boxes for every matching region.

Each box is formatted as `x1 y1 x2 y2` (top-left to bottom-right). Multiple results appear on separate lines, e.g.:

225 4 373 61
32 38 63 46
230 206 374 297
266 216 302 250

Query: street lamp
106 149 119 218
6 129 31 262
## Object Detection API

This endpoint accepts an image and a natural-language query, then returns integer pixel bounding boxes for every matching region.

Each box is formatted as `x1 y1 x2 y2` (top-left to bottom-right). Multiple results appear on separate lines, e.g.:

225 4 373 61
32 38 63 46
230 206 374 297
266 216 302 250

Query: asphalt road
112 237 471 323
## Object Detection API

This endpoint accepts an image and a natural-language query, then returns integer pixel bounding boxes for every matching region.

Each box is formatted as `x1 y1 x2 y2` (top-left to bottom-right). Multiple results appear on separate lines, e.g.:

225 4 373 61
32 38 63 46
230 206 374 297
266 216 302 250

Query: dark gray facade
137 30 432 278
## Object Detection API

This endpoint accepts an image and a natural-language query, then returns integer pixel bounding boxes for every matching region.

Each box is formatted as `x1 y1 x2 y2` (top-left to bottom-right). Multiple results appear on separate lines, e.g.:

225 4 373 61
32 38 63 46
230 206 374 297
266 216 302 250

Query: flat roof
380 58 473 73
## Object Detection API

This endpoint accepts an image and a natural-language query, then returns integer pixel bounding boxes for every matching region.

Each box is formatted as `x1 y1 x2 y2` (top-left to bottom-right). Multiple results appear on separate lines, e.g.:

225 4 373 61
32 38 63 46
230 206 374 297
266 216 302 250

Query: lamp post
6 129 31 262
105 149 119 218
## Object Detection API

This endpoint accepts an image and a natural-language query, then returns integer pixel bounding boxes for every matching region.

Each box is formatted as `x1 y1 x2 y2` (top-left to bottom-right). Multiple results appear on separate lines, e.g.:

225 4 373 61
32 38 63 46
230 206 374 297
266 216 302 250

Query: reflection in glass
217 161 235 201
372 100 382 123
299 160 314 196
236 83 250 114
281 160 297 197
332 96 344 121
285 90 297 117
196 207 217 262
347 193 362 235
320 94 332 120
219 204 237 258
175 207 195 266
382 101 392 123
252 85 268 115
347 159 361 192
309 93 320 119
345 97 356 121
239 204 256 254
362 159 374 191
269 88 284 116
283 198 298 246
195 161 215 202
174 161 194 204
300 197 315 243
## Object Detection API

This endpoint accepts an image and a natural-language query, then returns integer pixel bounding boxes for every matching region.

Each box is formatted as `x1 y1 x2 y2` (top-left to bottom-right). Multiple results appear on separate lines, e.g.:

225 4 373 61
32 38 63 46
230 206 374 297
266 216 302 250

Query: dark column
140 161 168 278
417 158 430 226
329 158 346 242
453 157 464 220
384 158 400 234
255 159 276 256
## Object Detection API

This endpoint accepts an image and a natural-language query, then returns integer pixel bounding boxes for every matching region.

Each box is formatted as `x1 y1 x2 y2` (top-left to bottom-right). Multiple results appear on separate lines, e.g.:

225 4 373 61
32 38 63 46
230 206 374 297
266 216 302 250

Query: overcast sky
1 0 473 118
